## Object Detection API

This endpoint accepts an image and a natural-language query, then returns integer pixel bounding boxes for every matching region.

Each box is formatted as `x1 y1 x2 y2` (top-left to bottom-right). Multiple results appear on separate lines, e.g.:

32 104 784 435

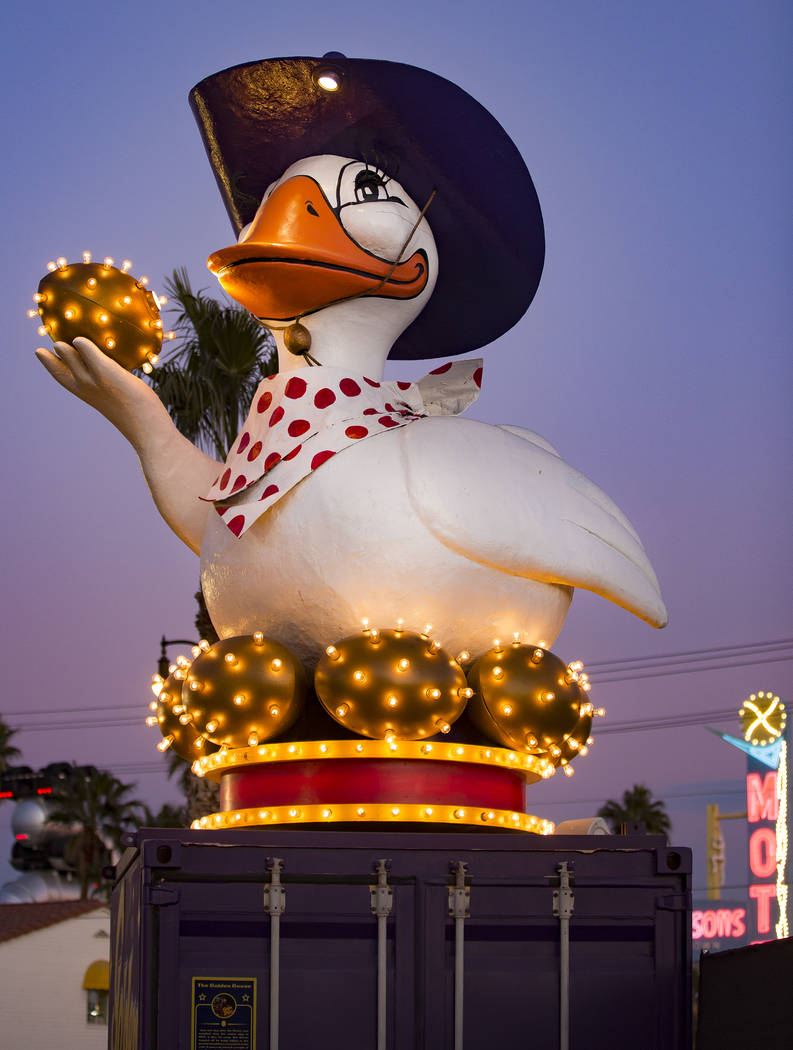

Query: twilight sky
0 1 790 896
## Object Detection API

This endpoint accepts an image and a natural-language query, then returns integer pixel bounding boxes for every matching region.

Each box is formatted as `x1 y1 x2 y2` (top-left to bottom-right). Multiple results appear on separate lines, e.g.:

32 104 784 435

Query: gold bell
284 322 312 356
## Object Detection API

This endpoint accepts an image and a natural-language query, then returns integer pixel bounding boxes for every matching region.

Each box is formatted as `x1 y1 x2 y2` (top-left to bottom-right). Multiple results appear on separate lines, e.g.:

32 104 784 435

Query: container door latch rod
449 860 471 1050
370 859 393 1050
264 857 286 1050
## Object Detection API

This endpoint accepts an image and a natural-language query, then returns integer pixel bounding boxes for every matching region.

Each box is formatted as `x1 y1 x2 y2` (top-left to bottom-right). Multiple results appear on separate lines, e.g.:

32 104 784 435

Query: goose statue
35 56 667 667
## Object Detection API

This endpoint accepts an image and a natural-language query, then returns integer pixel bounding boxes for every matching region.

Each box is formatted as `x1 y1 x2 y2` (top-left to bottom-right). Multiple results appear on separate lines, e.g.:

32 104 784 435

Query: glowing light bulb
165 330 176 340
429 640 442 652
513 632 521 644
103 257 114 268
56 257 67 269
426 688 441 700
247 732 259 747
34 293 46 302
268 704 280 717
458 687 474 699
139 275 149 285
252 631 264 645
336 703 350 718
87 277 97 288
322 808 332 818
595 707 606 718
145 716 158 727
580 746 589 756
46 261 57 272
391 807 400 816
317 72 341 91
369 628 380 643
502 703 513 716
353 670 366 683
454 809 466 820
526 733 538 748
395 618 404 631
121 259 132 271
289 808 298 818
179 713 192 725
435 718 451 734
172 704 185 715
325 645 339 660
38 325 48 336
397 658 410 672
233 694 246 706
423 806 434 817
456 650 470 664
361 617 369 630
206 719 219 733
157 736 173 752
543 692 555 703
142 362 153 374
422 744 433 754
27 309 38 318
319 743 328 753
357 807 366 817
271 658 283 671
387 694 399 707
174 669 185 681
82 251 92 263
224 652 236 665
564 765 575 776
492 666 504 679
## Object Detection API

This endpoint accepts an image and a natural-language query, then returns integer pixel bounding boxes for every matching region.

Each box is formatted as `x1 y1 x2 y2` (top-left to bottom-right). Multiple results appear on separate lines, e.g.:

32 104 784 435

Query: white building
0 900 110 1048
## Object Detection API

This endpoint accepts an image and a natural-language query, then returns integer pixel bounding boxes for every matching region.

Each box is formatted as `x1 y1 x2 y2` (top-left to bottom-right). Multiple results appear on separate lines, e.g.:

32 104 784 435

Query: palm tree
141 801 188 828
147 267 277 460
598 784 672 838
145 268 276 812
0 716 22 774
49 766 145 898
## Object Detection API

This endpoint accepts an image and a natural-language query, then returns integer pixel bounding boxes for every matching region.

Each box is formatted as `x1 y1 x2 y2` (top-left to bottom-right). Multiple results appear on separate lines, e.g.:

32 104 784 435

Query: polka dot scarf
204 358 484 538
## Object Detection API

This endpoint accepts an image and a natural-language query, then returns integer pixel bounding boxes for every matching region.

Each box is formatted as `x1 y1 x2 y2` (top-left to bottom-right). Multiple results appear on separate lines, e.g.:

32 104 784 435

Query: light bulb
317 72 341 91
233 694 246 706
248 732 259 747
56 257 67 269
336 703 350 718
122 259 132 271
268 704 280 717
253 631 264 644
456 650 470 664
435 718 451 734
353 670 366 683
27 309 38 318
224 652 236 665
502 703 513 715
271 658 283 671
103 257 114 268
87 277 97 288
325 645 339 659
387 694 398 707
426 688 441 700
206 719 219 733
82 251 92 263
564 765 575 776
397 658 410 672
458 687 473 699
46 261 57 272
492 666 504 679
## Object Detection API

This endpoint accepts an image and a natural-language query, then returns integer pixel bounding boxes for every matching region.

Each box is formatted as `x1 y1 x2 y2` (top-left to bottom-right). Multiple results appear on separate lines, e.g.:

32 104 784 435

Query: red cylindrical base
220 757 526 813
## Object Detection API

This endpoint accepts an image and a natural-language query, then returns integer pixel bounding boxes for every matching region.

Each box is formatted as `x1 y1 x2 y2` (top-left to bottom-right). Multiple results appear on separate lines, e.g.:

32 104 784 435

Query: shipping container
109 828 691 1049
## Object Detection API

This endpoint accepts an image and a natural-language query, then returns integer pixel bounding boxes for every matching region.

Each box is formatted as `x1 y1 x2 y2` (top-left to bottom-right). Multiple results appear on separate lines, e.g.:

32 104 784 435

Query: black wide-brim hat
189 56 544 361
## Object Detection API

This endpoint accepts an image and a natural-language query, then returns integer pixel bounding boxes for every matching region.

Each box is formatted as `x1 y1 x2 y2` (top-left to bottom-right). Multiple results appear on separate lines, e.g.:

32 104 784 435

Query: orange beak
207 175 429 320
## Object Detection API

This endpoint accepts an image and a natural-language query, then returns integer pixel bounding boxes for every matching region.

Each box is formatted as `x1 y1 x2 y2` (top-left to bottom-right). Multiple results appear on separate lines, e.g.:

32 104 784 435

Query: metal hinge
448 861 470 918
551 861 575 920
370 858 393 917
145 884 179 907
657 893 689 912
264 857 286 916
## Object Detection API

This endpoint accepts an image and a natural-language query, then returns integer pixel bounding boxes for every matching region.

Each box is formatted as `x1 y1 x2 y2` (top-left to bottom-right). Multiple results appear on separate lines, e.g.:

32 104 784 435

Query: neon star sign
739 692 786 747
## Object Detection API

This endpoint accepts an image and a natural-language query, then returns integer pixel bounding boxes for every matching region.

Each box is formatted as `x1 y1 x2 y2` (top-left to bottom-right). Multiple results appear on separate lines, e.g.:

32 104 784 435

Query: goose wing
400 417 667 628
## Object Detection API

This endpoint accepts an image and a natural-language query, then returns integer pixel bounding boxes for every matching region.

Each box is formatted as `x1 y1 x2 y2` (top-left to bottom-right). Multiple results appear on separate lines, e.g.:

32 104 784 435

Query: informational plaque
191 977 256 1049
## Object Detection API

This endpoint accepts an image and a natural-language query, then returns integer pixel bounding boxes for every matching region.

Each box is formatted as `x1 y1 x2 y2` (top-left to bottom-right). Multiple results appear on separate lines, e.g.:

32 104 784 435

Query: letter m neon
746 772 778 823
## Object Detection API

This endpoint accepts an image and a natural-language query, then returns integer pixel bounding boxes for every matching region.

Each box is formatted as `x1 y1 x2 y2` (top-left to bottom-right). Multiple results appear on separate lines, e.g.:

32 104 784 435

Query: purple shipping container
109 828 691 1049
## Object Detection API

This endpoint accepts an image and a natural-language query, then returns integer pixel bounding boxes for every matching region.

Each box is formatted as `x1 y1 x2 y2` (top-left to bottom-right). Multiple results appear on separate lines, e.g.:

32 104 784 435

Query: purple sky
1 2 790 896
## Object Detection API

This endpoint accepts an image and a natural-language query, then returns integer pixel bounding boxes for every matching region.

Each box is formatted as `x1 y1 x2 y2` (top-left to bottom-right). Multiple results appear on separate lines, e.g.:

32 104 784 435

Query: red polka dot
311 450 336 470
363 407 377 415
397 381 412 390
231 474 247 493
269 406 284 427
257 391 272 413
340 378 361 397
211 476 219 487
237 432 250 454
429 361 452 374
227 515 246 536
220 468 231 490
284 376 307 399
264 452 281 471
247 441 262 461
288 418 311 437
346 425 368 439
284 444 302 461
378 416 399 428
385 402 395 412
215 505 227 517
314 387 336 408
473 366 483 388
260 484 279 499
364 376 380 387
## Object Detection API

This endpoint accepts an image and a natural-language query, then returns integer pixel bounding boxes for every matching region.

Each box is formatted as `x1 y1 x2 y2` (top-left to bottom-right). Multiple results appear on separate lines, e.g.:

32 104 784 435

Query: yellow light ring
192 737 550 782
191 802 555 834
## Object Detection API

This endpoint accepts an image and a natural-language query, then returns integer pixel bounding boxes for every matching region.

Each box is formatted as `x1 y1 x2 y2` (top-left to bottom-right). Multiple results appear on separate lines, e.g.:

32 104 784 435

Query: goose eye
354 170 388 203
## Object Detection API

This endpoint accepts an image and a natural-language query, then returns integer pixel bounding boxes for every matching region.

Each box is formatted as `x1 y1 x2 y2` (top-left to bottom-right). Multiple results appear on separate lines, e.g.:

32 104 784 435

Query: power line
586 637 793 669
592 653 792 684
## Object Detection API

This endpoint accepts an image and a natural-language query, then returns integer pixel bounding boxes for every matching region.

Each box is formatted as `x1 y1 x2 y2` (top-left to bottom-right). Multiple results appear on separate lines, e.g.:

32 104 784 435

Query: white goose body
37 153 667 661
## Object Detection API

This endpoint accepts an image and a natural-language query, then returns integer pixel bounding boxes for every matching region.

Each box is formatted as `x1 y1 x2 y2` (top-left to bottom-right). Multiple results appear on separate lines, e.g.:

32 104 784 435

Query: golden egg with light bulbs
31 254 174 372
146 665 219 762
315 625 471 740
466 644 588 755
182 633 306 748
